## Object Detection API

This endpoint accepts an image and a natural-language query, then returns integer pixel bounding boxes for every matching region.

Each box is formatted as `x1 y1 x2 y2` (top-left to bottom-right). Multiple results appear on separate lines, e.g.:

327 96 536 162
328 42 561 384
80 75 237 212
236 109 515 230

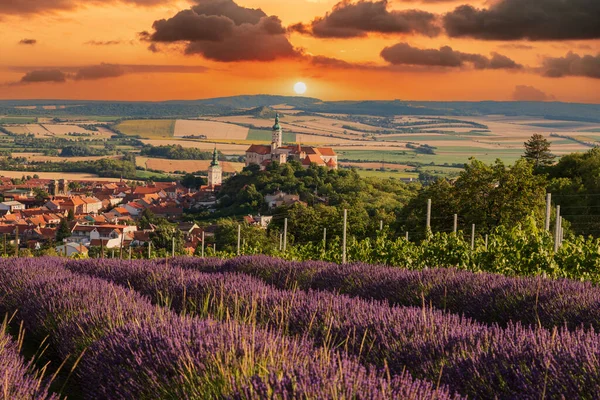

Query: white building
0 201 25 212
208 147 222 188
245 114 338 170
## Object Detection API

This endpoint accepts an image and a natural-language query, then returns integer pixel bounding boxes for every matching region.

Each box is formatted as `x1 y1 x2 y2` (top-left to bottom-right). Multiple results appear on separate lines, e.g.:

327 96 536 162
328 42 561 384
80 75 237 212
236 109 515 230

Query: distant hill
1 95 600 122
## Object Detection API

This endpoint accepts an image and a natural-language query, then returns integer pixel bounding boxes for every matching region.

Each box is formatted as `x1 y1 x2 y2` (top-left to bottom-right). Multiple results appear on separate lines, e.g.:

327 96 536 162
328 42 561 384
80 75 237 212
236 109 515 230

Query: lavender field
2 256 600 398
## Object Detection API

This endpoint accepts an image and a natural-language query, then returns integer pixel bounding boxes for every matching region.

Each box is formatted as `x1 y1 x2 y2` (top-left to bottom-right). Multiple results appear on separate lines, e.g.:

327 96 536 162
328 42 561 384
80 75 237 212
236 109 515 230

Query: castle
245 114 338 170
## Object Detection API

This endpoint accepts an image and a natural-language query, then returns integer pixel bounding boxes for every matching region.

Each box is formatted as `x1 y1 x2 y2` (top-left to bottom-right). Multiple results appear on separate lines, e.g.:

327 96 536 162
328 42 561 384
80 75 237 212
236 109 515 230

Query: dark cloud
18 39 37 45
380 43 522 69
498 44 534 50
444 0 600 41
0 0 168 16
11 63 208 85
144 0 300 62
542 52 600 79
512 85 555 101
309 55 378 70
85 40 124 46
20 70 68 83
290 0 440 38
74 64 125 80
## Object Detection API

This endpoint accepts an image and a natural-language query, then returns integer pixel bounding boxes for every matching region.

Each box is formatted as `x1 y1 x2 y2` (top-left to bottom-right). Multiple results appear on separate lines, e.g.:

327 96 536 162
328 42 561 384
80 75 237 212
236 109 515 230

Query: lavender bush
67 258 600 399
181 255 600 331
0 320 57 400
0 257 456 399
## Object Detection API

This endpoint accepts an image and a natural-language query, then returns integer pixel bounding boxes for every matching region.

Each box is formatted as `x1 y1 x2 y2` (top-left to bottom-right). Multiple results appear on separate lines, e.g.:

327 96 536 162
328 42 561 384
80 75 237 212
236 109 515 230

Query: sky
0 0 599 103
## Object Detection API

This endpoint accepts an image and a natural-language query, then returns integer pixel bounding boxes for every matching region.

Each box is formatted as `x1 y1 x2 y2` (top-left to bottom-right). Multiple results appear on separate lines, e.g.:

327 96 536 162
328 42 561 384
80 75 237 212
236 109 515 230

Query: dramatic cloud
12 64 209 85
18 39 37 45
0 0 167 16
444 0 600 41
85 40 124 46
512 85 555 101
498 44 535 50
143 0 300 62
542 52 600 79
20 70 68 83
74 64 125 80
380 43 522 70
290 0 440 38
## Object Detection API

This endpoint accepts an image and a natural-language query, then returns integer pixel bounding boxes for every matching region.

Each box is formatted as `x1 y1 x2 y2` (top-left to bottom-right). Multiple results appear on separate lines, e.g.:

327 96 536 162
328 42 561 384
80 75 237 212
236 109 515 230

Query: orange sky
0 0 599 103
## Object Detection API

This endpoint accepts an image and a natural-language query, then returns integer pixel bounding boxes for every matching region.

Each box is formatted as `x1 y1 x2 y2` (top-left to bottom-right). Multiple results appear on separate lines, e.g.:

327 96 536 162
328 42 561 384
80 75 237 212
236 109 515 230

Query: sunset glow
0 0 598 102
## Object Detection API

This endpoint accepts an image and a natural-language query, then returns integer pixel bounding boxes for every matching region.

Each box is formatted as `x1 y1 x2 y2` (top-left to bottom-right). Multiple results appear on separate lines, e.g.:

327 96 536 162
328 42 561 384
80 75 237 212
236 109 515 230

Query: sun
294 82 307 95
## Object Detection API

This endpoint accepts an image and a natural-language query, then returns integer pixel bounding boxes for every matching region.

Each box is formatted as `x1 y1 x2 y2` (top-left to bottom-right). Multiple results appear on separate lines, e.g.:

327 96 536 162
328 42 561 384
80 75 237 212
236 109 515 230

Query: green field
116 119 175 139
382 135 470 142
339 148 524 166
247 129 296 143
0 117 37 124
135 170 178 180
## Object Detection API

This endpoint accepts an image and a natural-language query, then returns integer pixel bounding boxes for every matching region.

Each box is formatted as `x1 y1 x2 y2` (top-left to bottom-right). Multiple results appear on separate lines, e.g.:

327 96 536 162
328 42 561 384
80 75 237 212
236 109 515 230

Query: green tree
524 134 555 168
56 218 71 242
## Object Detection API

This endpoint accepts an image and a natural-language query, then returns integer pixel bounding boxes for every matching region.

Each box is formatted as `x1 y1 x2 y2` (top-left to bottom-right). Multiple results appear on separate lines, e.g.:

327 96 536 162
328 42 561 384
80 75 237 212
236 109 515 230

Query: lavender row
176 255 600 331
68 258 600 399
0 258 454 400
0 321 57 400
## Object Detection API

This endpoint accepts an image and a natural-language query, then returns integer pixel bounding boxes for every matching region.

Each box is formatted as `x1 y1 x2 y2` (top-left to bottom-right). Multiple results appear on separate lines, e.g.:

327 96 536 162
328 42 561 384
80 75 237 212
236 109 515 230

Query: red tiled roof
317 147 336 156
302 154 326 165
246 144 272 155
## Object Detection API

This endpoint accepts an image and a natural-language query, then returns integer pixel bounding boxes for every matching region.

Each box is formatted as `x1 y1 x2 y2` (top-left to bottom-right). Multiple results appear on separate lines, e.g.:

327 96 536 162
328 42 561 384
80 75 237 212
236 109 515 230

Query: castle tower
208 147 222 187
271 113 282 151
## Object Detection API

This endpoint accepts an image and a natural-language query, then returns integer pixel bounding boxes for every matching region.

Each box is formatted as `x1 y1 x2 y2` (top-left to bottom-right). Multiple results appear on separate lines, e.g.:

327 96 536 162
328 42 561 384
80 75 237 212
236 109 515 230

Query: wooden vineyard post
237 224 241 256
471 224 475 250
342 209 347 264
554 205 561 252
201 231 205 258
283 218 288 252
148 241 151 259
323 228 327 250
426 199 432 233
172 237 175 258
453 214 458 234
545 193 552 231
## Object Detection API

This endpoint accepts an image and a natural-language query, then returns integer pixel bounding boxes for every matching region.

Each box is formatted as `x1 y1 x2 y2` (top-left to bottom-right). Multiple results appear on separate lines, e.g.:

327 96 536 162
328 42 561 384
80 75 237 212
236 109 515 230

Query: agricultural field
0 170 124 181
136 156 244 174
2 255 599 399
115 119 175 139
11 152 121 162
174 119 249 140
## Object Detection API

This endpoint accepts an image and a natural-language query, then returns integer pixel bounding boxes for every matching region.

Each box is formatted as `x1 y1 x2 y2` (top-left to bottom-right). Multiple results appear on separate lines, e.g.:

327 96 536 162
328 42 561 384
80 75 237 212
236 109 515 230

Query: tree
524 134 555 168
56 218 71 242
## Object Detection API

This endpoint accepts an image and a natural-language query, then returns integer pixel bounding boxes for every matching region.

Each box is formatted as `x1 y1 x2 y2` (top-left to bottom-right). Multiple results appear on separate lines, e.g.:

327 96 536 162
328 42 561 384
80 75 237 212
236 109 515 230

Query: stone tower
271 113 282 151
208 147 222 187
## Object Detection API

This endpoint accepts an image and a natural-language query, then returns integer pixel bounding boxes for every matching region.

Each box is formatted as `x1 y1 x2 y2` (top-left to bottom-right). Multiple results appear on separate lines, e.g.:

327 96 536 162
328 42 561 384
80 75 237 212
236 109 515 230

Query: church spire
210 147 219 167
272 112 280 131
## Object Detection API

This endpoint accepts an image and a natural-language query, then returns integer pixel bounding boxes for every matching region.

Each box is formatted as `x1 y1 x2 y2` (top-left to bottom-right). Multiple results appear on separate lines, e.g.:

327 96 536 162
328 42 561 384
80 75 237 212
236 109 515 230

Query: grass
116 120 175 139
0 117 37 124
247 129 296 143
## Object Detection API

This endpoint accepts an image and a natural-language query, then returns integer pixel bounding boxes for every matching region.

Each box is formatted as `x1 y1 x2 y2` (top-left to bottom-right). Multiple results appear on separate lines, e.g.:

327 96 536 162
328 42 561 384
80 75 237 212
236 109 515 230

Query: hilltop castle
245 114 338 170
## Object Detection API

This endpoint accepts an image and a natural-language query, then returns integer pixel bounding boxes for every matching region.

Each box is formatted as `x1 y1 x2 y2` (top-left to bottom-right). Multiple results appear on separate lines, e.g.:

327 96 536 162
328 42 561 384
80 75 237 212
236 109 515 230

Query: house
55 242 89 257
69 223 136 248
178 222 200 237
264 191 304 209
124 202 145 217
243 215 273 229
245 114 338 170
0 201 25 212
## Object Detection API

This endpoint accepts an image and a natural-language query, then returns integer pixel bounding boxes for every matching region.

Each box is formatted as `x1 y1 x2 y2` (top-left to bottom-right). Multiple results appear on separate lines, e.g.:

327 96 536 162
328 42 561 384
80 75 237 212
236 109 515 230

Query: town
0 115 337 257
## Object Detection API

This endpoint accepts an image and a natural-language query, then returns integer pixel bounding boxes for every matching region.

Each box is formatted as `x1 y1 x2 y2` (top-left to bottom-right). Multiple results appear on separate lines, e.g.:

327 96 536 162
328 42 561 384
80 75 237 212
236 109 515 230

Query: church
245 114 338 170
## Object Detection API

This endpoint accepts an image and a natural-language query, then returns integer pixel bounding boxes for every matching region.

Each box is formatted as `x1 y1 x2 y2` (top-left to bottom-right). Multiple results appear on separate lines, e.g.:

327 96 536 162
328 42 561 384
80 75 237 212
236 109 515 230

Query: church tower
271 113 282 151
208 147 222 187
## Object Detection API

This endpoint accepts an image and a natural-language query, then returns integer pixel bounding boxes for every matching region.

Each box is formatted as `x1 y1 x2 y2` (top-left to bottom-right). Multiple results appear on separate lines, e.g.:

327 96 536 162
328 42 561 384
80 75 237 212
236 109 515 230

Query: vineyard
2 256 600 398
